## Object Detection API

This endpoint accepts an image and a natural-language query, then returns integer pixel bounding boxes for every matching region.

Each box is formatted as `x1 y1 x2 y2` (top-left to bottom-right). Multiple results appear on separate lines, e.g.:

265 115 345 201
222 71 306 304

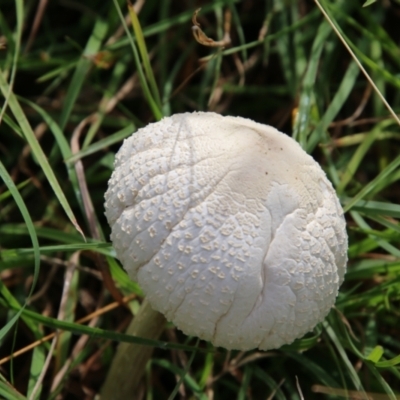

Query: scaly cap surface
104 112 348 350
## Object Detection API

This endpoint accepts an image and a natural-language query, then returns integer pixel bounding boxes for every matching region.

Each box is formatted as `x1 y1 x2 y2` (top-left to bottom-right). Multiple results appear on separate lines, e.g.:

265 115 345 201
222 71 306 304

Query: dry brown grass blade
192 8 231 48
50 290 105 393
314 0 400 127
28 260 77 399
329 85 372 128
0 293 137 366
24 0 49 54
71 116 124 305
266 379 285 400
295 376 305 400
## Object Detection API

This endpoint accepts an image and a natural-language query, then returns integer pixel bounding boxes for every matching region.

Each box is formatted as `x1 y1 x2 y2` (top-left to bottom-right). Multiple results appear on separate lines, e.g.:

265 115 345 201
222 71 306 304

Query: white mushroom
104 112 348 351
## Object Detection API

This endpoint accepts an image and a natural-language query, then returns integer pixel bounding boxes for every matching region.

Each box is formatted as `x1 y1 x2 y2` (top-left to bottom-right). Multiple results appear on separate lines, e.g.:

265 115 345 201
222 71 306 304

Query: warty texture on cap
104 112 348 350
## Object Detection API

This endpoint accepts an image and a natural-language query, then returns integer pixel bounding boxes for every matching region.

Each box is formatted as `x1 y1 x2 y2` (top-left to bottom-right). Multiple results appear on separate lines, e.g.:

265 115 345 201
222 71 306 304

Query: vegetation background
0 0 400 399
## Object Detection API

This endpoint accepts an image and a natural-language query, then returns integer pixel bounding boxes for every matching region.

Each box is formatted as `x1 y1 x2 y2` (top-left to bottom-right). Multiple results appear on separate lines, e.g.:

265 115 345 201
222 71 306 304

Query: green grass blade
323 320 366 394
363 0 378 6
59 18 109 130
252 367 286 400
365 363 397 399
2 302 203 353
27 346 45 399
376 354 400 368
237 365 252 400
66 123 135 163
337 122 383 195
1 242 111 260
0 74 84 238
128 2 162 110
0 312 23 343
229 2 248 62
0 224 83 244
207 10 225 108
350 200 400 219
152 358 203 395
344 153 400 212
165 340 201 400
350 211 400 258
2 111 23 137
0 280 45 340
17 97 90 217
316 0 400 127
18 97 72 160
274 3 296 94
82 58 130 148
287 352 340 388
292 20 331 147
198 345 214 389
0 377 26 400
366 346 384 363
36 61 78 83
0 161 39 298
307 60 360 153
0 0 22 123
112 0 162 120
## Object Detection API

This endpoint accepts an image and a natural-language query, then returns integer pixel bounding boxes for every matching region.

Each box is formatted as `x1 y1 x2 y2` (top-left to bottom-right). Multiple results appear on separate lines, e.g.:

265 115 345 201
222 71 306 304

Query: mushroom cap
104 112 348 350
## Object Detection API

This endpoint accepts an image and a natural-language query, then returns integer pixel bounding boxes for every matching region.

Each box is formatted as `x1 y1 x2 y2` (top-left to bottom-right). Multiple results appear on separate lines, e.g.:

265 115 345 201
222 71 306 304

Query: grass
1 0 400 398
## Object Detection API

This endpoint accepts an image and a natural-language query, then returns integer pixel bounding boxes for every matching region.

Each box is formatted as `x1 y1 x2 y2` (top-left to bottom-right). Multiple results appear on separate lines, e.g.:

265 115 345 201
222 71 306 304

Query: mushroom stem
101 299 167 400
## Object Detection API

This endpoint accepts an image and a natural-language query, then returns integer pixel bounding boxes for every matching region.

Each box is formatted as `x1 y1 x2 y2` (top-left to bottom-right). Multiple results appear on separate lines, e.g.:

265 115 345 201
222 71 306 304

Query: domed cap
104 112 348 350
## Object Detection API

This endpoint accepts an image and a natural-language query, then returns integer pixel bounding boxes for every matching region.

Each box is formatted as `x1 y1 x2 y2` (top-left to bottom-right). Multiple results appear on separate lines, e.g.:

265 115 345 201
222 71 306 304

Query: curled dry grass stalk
0 0 400 399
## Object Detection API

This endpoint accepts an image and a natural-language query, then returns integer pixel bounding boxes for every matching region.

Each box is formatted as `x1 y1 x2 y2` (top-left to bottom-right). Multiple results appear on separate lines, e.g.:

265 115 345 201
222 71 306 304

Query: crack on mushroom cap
104 112 348 351
215 183 346 349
